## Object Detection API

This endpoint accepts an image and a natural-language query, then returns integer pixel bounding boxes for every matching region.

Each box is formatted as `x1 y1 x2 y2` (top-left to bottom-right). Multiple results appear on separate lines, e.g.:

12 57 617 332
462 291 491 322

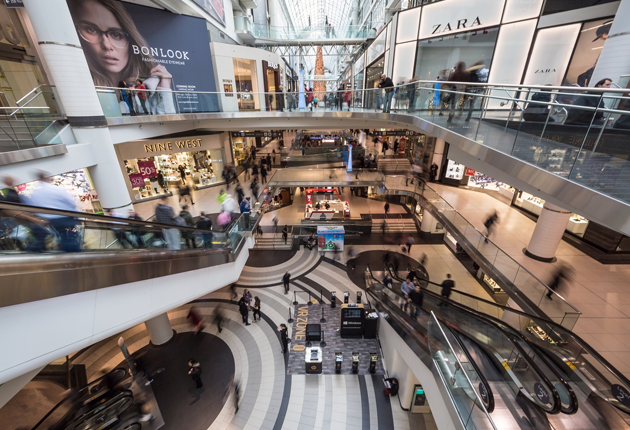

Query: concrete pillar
144 313 174 346
590 0 630 86
23 0 133 212
525 202 571 262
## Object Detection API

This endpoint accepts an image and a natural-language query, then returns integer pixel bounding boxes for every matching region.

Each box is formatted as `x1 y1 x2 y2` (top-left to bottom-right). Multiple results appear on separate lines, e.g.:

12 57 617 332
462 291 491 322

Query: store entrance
365 58 384 110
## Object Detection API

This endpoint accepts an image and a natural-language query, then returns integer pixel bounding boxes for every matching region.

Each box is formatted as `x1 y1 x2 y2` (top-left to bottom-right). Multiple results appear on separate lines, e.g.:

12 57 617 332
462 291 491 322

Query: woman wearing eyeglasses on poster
68 0 175 115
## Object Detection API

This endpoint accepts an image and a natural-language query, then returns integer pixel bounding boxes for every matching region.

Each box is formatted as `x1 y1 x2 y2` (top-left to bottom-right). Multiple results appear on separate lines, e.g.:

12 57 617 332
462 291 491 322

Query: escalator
367 264 630 428
0 199 260 307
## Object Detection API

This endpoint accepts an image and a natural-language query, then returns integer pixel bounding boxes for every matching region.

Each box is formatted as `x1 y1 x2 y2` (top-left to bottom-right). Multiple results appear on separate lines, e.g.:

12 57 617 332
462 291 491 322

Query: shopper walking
440 274 454 306
546 264 571 300
405 235 415 254
483 211 499 243
105 209 134 249
252 296 261 322
278 324 289 354
429 162 438 183
384 202 390 218
260 164 268 184
195 211 213 247
378 74 395 113
282 225 288 244
266 153 272 169
188 359 203 388
235 182 245 205
135 79 149 115
180 205 196 248
383 273 393 289
155 197 181 250
283 270 291 294
407 285 424 319
240 197 251 228
400 277 414 312
446 62 470 123
22 171 81 252
187 306 205 334
238 297 250 325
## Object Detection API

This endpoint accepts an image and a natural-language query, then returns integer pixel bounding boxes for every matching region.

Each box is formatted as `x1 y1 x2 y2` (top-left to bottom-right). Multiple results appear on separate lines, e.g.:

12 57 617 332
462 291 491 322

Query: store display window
444 160 464 180
413 27 498 82
233 58 260 111
365 57 385 110
513 191 589 237
125 148 226 201
16 169 101 213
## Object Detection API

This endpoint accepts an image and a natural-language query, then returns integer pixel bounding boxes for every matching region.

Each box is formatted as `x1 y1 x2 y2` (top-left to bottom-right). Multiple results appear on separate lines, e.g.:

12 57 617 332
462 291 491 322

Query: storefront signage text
144 139 203 153
432 17 482 34
375 130 418 136
3 0 23 8
231 131 281 138
267 62 279 69
294 306 308 341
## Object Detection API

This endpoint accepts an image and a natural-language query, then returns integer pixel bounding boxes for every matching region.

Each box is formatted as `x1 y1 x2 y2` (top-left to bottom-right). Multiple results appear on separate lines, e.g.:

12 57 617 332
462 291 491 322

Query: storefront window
413 27 499 82
233 58 259 111
125 148 226 201
365 57 384 110
16 169 101 213
513 191 589 237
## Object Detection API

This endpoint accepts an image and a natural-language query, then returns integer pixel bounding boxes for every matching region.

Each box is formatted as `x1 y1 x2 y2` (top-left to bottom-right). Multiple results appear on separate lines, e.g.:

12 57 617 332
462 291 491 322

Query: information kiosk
305 347 323 374
340 304 365 338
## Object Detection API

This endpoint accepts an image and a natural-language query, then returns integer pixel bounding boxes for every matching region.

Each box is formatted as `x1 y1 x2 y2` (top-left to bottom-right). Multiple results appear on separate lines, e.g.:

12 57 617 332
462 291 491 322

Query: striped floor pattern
69 248 436 430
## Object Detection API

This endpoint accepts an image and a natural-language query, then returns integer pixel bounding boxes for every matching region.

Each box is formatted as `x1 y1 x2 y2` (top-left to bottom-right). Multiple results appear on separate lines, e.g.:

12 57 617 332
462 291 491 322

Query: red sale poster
137 160 157 178
129 173 145 188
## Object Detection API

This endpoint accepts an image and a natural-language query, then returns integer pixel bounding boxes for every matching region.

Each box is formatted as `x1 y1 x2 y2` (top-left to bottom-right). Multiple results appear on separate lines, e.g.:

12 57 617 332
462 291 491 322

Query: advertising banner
129 173 145 188
4 0 23 7
465 167 476 176
137 160 157 178
190 0 225 27
317 226 345 252
67 0 218 113
562 18 613 87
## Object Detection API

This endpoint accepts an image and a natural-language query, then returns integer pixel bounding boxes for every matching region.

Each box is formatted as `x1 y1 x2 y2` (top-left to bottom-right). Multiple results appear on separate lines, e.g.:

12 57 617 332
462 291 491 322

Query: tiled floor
427 183 630 379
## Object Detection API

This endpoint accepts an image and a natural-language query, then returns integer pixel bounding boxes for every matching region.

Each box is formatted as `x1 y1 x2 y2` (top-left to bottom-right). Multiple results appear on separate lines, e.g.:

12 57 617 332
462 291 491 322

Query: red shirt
136 84 147 100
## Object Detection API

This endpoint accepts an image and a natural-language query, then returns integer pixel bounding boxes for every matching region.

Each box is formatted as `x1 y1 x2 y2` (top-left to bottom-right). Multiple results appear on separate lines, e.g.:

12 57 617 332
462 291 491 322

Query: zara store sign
419 0 506 40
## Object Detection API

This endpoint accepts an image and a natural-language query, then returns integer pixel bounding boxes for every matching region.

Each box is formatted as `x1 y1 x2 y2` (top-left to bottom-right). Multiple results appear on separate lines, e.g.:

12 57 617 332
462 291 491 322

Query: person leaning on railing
565 78 612 126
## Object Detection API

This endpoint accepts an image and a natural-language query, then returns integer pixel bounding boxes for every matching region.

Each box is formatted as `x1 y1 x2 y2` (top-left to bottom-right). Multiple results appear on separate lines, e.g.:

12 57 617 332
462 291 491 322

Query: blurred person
238 297 250 325
446 62 470 123
383 273 393 289
188 359 203 388
229 283 238 300
128 209 145 248
278 323 289 354
135 79 149 115
250 177 260 202
379 74 395 113
546 264 572 300
235 181 245 204
22 171 81 252
242 288 253 307
405 235 415 254
187 306 205 334
407 284 424 319
217 188 227 205
266 153 272 168
252 296 261 322
260 164 268 184
178 183 194 205
179 204 196 248
400 276 414 312
195 211 213 247
429 162 438 182
213 306 225 333
440 274 454 306
105 208 134 248
239 197 251 228
0 175 20 203
483 210 499 243
155 196 180 250
347 245 358 270
565 78 612 126
282 225 288 244
384 202 390 218
178 164 186 184
464 60 488 121
283 270 291 294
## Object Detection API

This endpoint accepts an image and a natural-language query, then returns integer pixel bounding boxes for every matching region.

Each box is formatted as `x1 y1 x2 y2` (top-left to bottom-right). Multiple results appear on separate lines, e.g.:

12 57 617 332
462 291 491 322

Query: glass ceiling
284 0 355 31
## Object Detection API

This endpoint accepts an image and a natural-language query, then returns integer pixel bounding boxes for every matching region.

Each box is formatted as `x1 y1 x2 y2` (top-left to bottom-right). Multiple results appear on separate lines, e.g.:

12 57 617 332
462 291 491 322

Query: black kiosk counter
340 304 365 338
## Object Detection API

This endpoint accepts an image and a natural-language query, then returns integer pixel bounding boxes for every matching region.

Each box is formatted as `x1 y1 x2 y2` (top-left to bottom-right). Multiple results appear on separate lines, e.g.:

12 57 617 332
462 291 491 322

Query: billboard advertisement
190 0 225 27
562 18 613 87
67 0 218 113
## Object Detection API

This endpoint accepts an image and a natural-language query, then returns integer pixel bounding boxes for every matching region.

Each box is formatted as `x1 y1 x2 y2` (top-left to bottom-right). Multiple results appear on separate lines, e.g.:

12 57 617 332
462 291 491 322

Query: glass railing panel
428 312 497 430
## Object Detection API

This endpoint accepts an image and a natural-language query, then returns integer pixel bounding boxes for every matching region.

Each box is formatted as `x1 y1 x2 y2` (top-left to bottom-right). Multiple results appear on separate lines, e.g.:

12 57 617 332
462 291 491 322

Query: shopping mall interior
3 0 630 429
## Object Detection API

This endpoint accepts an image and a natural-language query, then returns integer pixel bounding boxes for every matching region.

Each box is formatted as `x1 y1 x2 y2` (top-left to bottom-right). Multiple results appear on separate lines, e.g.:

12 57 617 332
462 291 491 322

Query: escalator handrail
438 320 496 413
409 264 630 393
0 200 249 234
392 265 579 414
379 264 564 414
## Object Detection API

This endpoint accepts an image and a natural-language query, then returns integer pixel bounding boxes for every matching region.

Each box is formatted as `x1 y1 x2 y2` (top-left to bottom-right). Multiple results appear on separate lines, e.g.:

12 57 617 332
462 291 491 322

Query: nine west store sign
418 0 506 39
115 134 224 160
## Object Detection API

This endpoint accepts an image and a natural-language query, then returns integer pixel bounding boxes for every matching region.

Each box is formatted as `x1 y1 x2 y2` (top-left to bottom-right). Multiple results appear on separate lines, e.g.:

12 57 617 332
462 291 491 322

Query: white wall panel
396 7 421 44
522 24 581 86
502 0 544 24
392 41 417 84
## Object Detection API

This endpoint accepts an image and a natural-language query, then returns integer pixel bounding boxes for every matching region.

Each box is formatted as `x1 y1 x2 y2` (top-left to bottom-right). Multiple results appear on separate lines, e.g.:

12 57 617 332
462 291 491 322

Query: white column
432 138 446 177
525 202 571 262
23 0 133 212
144 313 174 346
421 210 436 233
590 0 630 86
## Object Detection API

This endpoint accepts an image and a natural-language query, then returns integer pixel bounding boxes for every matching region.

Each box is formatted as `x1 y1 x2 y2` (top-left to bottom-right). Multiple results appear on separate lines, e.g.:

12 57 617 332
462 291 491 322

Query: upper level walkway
97 81 630 237
234 18 369 45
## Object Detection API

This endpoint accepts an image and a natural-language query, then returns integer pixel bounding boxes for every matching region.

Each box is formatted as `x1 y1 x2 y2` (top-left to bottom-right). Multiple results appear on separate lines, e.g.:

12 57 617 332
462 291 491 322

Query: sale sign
465 168 476 176
138 160 157 178
129 173 145 188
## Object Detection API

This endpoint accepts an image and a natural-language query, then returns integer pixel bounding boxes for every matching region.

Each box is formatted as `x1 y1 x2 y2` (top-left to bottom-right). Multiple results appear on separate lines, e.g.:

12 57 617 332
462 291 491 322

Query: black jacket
239 300 248 316
565 92 605 125
283 273 291 283
408 289 423 307
441 279 454 296
195 216 212 230
379 77 394 92
0 189 20 203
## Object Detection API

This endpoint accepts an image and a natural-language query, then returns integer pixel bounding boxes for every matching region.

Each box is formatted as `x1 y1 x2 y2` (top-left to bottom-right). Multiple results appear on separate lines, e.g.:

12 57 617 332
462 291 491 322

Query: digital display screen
346 309 362 318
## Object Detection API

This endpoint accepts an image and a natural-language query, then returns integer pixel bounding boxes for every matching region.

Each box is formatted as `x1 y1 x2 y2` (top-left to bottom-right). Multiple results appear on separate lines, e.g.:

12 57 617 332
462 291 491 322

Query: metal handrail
385 175 581 314
16 84 55 106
